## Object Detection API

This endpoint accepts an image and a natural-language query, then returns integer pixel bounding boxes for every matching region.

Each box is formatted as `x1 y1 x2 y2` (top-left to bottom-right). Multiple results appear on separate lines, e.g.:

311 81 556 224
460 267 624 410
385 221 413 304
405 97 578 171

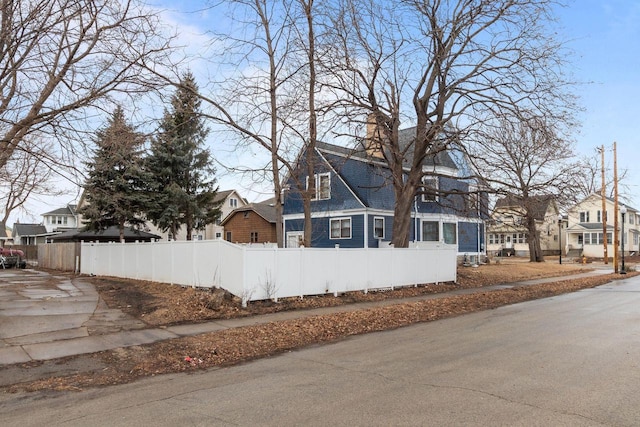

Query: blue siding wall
285 214 365 248
324 154 395 210
416 176 468 215
283 151 363 215
458 222 484 253
367 214 394 247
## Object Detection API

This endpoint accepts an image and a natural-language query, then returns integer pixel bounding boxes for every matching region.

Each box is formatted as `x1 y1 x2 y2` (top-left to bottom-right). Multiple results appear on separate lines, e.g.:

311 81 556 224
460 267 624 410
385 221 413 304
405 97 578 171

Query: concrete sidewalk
0 266 615 366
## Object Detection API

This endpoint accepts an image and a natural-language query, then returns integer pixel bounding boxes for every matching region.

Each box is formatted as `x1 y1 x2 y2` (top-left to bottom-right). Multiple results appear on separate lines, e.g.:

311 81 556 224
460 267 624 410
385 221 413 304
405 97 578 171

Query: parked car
0 247 26 268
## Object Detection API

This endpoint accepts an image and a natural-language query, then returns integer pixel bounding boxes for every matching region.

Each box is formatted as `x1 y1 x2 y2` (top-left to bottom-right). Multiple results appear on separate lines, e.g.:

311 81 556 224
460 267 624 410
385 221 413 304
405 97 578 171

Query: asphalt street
2 274 640 426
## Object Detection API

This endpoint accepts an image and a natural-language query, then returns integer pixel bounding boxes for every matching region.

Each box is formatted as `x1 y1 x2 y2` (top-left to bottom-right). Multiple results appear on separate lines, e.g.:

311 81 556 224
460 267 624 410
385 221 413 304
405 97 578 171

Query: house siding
367 214 394 247
284 151 364 216
324 154 395 210
458 221 484 253
223 212 277 244
285 214 365 248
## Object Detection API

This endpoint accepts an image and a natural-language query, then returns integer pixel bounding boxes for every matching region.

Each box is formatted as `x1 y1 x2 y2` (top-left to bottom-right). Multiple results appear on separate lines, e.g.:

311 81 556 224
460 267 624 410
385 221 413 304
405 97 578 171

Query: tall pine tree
80 106 149 242
146 72 221 240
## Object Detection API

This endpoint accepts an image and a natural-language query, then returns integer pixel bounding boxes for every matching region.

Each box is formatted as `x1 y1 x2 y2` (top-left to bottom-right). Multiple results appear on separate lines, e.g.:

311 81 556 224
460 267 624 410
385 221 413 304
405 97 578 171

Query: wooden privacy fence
10 245 38 261
38 242 81 271
81 239 457 304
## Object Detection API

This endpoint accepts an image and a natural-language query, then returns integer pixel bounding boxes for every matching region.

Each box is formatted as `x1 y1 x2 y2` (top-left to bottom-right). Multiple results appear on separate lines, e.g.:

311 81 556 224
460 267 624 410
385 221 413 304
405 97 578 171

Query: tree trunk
303 0 317 248
303 144 315 247
186 216 192 241
303 192 313 247
274 195 283 248
527 217 544 262
391 183 417 248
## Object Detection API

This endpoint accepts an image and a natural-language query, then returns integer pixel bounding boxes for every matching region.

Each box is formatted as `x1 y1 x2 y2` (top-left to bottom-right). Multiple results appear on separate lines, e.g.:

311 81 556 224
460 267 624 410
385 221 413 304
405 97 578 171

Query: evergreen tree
80 106 149 242
146 72 221 240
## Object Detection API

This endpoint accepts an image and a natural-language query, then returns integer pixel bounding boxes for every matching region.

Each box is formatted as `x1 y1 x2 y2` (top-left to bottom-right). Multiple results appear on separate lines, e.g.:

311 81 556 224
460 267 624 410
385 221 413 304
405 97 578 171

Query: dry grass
2 258 633 393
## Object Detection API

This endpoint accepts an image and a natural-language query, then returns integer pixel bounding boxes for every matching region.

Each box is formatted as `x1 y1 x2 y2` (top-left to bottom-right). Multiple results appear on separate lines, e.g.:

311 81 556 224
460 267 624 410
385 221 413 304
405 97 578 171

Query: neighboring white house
12 223 50 245
205 189 249 240
565 194 639 259
486 195 561 257
42 204 79 233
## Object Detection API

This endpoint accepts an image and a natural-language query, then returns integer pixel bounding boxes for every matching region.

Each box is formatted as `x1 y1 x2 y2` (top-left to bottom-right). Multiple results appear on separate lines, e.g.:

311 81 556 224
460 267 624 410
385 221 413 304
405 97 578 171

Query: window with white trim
421 177 439 202
307 173 331 200
579 211 590 222
229 198 238 208
330 218 351 239
373 217 385 239
584 232 612 245
443 222 457 244
422 221 439 241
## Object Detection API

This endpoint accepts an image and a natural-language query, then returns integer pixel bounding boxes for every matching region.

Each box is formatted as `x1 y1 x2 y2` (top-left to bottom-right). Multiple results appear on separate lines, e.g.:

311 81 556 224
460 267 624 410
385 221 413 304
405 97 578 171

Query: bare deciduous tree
0 0 175 170
194 0 328 247
467 114 577 262
0 138 65 232
322 0 577 247
198 0 293 247
572 151 631 203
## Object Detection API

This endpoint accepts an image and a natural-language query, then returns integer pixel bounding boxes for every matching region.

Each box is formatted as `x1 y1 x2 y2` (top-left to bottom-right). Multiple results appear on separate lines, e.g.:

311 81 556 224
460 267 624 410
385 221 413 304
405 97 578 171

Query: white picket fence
80 239 457 303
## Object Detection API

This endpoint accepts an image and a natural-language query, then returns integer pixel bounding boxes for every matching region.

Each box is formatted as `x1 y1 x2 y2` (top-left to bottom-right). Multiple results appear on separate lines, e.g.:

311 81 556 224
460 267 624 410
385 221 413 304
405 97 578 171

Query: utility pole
600 145 608 264
613 141 619 273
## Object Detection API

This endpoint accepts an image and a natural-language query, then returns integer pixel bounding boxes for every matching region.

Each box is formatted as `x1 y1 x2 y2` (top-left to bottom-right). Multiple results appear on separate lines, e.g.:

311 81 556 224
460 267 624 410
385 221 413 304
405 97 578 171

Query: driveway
0 269 146 364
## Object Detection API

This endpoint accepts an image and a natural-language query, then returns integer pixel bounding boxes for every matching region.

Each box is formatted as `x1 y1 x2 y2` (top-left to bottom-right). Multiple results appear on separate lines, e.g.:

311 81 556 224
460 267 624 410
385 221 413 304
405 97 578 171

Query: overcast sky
10 0 640 225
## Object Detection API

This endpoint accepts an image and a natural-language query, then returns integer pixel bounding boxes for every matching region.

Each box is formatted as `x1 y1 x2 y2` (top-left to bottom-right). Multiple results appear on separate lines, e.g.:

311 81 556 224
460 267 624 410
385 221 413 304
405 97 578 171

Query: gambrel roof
494 195 556 221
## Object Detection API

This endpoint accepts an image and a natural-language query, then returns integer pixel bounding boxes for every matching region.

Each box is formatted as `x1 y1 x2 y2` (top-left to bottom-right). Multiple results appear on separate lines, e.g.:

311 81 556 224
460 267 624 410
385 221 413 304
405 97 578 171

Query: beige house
204 189 249 240
486 195 561 257
565 194 639 259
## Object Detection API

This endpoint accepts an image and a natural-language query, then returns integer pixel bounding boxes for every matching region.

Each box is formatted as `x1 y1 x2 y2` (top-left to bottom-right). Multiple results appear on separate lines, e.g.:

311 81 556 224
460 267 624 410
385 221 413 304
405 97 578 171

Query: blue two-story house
282 126 488 258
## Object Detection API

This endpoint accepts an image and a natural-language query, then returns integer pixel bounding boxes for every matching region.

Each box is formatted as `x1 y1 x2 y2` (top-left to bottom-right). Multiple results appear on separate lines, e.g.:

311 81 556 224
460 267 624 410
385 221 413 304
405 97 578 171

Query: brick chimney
365 113 384 158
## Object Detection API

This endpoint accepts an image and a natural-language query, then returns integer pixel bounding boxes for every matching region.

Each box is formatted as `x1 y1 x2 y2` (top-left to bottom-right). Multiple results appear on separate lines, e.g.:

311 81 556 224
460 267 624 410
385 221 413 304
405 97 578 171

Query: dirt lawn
2 258 636 393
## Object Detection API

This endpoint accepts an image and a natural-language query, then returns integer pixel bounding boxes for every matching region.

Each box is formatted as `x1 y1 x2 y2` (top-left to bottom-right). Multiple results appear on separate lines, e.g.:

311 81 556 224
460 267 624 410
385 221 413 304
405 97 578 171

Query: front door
286 232 304 248
505 235 512 249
